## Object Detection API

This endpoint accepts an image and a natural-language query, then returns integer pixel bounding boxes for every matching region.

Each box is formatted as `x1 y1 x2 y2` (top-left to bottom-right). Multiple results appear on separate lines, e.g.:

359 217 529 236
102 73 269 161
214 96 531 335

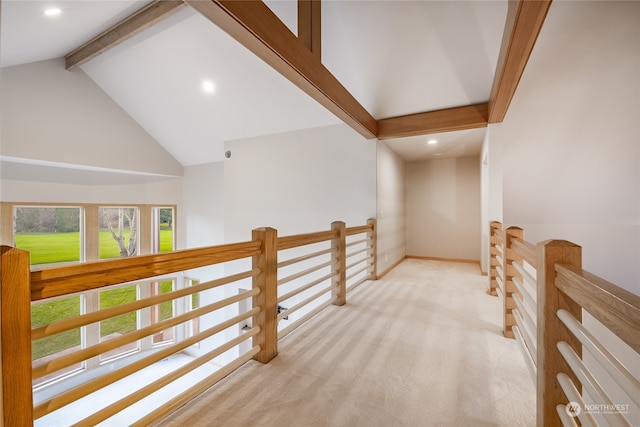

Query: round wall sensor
224 150 232 159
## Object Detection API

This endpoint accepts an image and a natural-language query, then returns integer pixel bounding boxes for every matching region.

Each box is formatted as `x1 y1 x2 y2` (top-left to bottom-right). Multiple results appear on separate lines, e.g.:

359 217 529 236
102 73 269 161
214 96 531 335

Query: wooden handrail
274 223 372 255
490 224 639 426
276 229 338 251
511 237 537 268
32 269 259 340
0 218 377 425
555 264 640 354
345 223 373 236
30 240 262 300
487 223 640 426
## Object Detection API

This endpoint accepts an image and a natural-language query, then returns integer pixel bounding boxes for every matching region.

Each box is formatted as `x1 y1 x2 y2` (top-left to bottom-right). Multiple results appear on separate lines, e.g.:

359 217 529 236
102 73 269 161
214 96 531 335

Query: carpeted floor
157 259 536 427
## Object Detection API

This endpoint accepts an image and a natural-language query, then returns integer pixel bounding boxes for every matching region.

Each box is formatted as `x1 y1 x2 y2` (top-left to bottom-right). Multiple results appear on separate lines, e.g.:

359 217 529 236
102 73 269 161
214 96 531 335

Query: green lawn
32 281 175 360
15 232 81 264
15 229 173 265
32 296 81 360
18 230 175 360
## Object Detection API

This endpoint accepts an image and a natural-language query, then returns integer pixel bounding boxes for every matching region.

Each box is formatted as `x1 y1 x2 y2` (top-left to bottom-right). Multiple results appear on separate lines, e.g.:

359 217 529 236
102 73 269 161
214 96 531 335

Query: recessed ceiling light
44 8 61 16
427 139 438 145
202 80 215 94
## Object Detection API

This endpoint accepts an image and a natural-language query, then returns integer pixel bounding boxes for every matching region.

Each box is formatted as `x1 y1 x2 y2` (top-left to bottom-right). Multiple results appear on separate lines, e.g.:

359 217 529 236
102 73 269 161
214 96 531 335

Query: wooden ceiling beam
488 0 552 123
298 0 322 59
377 103 489 140
65 0 187 70
186 0 377 140
62 0 549 141
378 0 551 138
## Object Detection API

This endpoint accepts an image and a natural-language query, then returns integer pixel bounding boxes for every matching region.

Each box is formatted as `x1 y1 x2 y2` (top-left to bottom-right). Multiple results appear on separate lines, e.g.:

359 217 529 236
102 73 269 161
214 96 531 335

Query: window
188 278 201 339
14 206 82 265
32 295 84 387
2 202 178 386
153 207 174 253
6 203 177 263
99 207 139 259
150 279 176 345
99 284 139 360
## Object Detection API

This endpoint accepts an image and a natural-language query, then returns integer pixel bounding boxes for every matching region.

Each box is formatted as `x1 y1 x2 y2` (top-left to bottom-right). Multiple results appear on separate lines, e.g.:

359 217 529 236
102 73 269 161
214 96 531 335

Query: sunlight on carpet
157 259 536 427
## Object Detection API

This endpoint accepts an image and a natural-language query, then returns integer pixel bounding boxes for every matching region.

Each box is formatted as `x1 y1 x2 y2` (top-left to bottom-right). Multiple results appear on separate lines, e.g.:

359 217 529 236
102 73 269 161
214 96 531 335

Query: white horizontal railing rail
488 222 640 427
275 220 376 339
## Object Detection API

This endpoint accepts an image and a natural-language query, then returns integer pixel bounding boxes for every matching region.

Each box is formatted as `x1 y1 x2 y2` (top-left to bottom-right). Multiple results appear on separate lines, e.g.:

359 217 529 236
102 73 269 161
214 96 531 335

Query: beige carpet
158 259 536 427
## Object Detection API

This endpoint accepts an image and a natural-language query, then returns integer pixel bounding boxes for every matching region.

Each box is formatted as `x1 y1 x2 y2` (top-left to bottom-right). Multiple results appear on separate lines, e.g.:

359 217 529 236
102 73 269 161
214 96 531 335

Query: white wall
376 141 406 276
0 59 183 177
179 162 227 362
406 156 481 261
0 173 181 206
223 123 377 242
498 1 640 293
497 4 640 420
480 125 503 274
180 162 225 251
215 123 376 361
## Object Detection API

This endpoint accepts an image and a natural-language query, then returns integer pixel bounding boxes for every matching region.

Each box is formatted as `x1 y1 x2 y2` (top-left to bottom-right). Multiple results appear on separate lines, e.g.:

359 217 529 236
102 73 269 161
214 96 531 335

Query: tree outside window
99 207 138 259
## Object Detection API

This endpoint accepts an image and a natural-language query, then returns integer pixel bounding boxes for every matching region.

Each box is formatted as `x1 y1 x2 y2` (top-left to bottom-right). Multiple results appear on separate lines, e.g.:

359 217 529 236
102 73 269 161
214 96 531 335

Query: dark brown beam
377 103 489 140
65 0 187 70
488 0 552 123
186 0 377 139
298 0 322 59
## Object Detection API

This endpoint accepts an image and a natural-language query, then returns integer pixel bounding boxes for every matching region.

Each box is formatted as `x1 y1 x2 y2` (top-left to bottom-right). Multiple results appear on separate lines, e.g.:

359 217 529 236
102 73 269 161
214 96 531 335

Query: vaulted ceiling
0 0 550 166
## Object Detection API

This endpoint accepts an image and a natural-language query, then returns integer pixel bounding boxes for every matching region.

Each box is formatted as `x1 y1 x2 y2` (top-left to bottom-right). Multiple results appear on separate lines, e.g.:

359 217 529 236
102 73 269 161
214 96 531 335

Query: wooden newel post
331 221 346 306
488 221 502 296
0 245 34 426
536 240 582 427
367 218 377 280
503 226 524 339
251 228 278 364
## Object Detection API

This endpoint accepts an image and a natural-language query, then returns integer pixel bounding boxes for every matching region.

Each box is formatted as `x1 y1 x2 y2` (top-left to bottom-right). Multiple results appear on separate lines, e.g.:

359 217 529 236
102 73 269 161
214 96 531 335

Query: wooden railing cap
538 239 582 249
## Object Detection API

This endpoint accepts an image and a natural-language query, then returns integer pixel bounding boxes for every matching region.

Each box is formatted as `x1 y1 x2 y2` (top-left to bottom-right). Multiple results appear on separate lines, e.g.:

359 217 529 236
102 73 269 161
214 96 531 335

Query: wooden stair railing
0 219 377 426
488 221 640 427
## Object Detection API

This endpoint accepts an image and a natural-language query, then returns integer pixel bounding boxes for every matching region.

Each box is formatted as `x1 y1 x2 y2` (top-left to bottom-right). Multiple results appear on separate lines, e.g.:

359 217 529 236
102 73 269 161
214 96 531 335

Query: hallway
158 259 535 426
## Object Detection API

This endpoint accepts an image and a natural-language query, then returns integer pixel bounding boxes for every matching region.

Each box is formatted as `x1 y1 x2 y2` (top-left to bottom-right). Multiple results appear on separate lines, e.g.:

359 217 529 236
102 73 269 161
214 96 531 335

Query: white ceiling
1 0 507 167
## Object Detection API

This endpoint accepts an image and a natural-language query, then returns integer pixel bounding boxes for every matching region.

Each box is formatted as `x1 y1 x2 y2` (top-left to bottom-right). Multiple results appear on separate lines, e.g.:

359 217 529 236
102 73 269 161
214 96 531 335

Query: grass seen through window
22 229 174 361
15 229 173 265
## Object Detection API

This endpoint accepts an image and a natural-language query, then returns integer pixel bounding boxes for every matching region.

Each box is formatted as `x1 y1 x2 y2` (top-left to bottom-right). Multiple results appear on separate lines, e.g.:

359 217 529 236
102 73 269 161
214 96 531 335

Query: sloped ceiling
1 0 508 167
